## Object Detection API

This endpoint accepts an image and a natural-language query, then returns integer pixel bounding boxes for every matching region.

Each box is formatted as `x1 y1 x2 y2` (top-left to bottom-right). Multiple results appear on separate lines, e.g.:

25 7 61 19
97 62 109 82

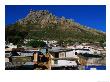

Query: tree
6 23 29 45
27 39 46 48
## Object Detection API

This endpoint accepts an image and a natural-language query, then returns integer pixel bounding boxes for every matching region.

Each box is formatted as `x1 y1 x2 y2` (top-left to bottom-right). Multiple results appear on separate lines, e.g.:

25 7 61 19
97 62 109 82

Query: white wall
5 58 9 62
57 60 77 66
7 43 17 48
66 51 73 57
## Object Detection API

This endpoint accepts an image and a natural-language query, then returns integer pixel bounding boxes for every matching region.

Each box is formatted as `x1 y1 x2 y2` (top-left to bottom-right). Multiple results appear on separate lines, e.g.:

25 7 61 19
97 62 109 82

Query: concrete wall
57 60 77 66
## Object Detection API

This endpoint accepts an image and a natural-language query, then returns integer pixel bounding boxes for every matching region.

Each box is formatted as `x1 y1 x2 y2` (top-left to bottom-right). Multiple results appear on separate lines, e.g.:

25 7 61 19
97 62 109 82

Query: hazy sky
5 5 106 32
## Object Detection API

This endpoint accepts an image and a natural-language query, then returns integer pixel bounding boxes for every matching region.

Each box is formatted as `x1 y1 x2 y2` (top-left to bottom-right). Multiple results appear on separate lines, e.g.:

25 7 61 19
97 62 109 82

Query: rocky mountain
6 10 106 45
18 10 80 29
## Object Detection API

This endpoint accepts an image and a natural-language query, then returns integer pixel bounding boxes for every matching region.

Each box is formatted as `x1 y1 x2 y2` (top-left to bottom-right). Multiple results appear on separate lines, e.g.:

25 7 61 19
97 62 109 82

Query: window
59 52 65 58
54 60 58 64
55 53 59 58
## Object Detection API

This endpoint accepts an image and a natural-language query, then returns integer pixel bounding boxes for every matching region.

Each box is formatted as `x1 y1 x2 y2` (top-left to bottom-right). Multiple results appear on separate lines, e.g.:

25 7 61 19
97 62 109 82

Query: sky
5 5 106 32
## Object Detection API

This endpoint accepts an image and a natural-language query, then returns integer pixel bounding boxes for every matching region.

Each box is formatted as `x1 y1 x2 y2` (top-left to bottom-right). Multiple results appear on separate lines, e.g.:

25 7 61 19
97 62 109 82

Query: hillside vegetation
5 10 106 45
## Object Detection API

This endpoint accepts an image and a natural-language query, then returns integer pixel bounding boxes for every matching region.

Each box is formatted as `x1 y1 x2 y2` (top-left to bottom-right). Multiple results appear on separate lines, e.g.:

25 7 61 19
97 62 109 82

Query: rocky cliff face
18 10 81 29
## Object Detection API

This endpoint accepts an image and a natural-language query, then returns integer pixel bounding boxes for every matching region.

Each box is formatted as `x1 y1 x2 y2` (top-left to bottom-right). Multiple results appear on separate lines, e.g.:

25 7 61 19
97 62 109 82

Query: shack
49 47 79 69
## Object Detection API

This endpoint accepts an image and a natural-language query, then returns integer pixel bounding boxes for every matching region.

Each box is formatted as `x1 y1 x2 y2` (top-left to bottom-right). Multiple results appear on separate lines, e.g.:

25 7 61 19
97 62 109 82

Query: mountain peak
7 10 105 44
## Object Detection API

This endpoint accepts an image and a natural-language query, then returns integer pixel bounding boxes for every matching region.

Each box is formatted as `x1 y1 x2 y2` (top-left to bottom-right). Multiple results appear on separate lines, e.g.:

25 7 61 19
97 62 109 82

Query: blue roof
85 65 106 70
